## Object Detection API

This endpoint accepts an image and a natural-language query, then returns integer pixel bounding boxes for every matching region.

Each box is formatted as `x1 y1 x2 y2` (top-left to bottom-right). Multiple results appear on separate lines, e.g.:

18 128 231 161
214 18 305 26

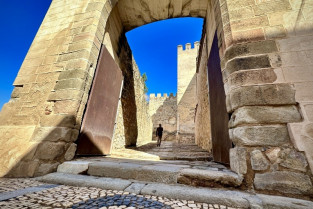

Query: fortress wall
195 34 212 152
177 42 199 144
149 93 177 141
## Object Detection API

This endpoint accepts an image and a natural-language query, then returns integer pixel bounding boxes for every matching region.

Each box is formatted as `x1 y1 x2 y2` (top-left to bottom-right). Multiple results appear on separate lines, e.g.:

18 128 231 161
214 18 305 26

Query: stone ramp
56 158 242 188
38 173 313 209
111 141 213 161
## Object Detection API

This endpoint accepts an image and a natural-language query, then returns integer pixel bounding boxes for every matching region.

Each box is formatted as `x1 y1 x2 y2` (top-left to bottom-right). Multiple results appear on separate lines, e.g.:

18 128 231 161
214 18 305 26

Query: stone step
56 160 243 188
38 173 313 209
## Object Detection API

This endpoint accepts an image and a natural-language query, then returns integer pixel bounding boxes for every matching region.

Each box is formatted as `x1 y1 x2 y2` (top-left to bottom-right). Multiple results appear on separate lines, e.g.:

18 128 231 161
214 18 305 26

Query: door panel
76 45 123 155
208 32 232 164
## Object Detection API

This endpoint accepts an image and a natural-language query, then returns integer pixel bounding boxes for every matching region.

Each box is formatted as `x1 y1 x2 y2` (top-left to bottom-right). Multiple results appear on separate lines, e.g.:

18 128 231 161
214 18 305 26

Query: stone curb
38 173 313 209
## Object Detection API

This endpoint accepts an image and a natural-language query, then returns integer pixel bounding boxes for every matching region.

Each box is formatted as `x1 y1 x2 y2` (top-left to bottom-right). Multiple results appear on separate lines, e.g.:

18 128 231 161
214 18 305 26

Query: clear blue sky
0 0 203 110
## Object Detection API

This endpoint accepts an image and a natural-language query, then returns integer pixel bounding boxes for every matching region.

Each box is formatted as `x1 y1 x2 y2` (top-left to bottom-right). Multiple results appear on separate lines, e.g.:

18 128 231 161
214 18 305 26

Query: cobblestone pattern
0 178 43 193
0 179 242 209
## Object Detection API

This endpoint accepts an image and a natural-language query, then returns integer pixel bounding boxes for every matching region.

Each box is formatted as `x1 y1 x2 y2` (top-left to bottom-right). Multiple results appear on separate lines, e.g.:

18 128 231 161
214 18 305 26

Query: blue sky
0 0 203 110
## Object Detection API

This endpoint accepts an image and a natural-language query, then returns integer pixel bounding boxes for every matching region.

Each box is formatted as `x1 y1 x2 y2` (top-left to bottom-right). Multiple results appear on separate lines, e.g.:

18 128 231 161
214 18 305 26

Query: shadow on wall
151 95 177 141
2 116 80 178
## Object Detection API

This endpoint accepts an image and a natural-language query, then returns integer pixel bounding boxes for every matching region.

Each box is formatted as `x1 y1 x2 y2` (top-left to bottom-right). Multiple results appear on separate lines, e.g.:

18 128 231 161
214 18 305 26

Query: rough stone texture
178 168 243 187
279 148 308 172
227 84 297 112
177 43 199 143
64 143 77 161
57 161 90 175
0 0 312 197
149 94 177 141
230 125 290 146
195 35 212 152
265 147 281 164
230 147 247 175
254 171 313 195
229 106 302 128
250 150 269 171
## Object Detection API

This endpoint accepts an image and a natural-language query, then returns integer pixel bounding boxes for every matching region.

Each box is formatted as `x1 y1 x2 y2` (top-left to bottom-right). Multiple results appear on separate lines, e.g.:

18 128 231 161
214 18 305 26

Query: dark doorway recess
76 45 123 156
208 32 232 165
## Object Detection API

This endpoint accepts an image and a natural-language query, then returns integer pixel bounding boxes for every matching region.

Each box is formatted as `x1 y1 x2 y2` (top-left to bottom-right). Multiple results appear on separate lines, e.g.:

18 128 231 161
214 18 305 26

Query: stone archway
0 0 313 199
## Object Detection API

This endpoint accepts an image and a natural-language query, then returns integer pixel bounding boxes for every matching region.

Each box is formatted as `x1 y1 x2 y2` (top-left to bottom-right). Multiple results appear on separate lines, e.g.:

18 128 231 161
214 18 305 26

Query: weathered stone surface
265 147 281 163
230 147 247 175
141 183 250 208
35 162 59 176
223 40 278 63
88 162 142 180
254 171 313 195
34 142 65 160
31 127 73 142
250 150 269 171
136 165 181 184
178 168 243 187
57 161 90 174
40 173 132 191
305 123 313 138
5 160 40 178
64 143 77 161
224 55 271 79
124 183 146 194
230 125 290 146
227 84 296 112
279 148 308 172
257 194 313 209
229 106 302 128
40 115 76 128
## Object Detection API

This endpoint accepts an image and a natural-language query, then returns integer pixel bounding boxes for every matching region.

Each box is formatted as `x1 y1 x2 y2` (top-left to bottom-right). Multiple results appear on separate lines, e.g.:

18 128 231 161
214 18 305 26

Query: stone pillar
221 0 313 196
0 0 111 177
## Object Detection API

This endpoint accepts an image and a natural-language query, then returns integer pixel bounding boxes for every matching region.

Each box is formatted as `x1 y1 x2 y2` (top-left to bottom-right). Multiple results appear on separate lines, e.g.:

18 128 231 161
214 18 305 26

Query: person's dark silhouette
156 124 163 147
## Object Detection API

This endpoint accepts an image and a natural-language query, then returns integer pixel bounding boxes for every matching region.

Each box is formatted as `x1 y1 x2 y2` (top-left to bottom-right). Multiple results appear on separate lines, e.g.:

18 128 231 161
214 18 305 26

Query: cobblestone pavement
110 141 212 161
0 179 242 209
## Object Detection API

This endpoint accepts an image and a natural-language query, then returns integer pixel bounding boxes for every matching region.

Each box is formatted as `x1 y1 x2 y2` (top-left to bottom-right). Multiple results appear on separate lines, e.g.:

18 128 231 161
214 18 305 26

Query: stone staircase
41 158 243 188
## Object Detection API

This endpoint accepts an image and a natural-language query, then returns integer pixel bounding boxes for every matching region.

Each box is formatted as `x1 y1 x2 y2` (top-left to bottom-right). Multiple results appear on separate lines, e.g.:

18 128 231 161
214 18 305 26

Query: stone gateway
0 0 313 200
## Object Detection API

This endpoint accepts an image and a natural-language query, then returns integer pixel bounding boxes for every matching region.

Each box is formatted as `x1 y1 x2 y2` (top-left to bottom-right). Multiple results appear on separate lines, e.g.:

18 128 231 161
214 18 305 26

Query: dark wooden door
77 45 123 155
208 32 232 164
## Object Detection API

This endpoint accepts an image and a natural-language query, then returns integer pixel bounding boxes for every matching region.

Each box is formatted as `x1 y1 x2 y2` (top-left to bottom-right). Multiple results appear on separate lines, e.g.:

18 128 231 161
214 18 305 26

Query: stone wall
218 0 313 198
149 93 177 141
177 42 199 144
195 34 212 152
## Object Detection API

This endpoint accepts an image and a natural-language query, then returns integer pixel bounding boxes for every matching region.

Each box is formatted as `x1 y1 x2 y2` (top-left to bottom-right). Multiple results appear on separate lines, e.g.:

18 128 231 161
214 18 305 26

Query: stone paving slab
0 178 242 209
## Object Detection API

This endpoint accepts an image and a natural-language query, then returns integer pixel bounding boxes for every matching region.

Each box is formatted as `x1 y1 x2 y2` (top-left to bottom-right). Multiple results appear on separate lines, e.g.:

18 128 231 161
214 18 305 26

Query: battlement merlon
177 41 200 53
149 93 177 100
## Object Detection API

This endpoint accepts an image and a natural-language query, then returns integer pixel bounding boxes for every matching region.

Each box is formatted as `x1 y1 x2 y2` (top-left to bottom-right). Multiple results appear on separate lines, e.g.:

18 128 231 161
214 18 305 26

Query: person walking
156 124 163 147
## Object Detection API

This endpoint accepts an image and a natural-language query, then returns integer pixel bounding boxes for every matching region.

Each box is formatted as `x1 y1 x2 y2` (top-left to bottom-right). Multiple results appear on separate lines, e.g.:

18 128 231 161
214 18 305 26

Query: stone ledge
177 168 243 187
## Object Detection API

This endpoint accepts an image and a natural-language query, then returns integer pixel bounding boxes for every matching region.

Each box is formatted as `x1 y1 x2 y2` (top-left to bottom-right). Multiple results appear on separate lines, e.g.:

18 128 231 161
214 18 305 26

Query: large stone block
230 125 290 146
250 150 269 171
229 106 302 128
230 147 247 175
48 89 84 101
254 171 313 195
222 39 278 68
227 84 296 112
223 55 271 79
279 148 308 172
35 162 59 176
34 142 66 160
54 79 85 91
31 127 73 142
40 115 76 128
